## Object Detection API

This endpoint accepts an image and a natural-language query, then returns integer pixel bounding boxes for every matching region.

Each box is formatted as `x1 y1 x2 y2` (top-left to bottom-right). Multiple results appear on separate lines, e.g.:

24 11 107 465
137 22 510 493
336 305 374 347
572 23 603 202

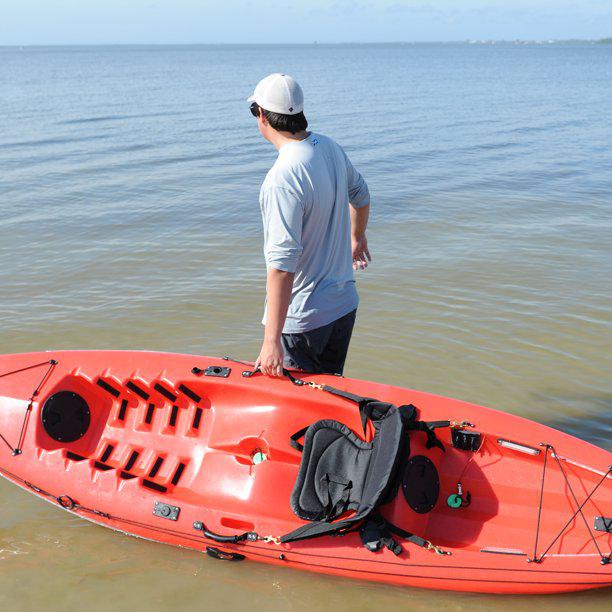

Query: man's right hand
352 233 371 270
255 337 285 378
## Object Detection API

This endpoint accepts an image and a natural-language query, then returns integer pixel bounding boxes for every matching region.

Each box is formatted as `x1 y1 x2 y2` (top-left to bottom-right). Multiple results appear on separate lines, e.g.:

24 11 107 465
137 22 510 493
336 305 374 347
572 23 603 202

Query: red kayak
0 350 610 594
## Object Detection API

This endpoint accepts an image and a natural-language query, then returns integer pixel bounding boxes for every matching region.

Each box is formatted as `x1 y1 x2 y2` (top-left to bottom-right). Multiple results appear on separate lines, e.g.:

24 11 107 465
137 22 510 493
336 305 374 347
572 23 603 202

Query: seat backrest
282 404 405 543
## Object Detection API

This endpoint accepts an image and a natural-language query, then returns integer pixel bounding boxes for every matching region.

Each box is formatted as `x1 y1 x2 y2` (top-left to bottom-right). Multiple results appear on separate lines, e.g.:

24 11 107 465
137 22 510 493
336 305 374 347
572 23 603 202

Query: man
249 73 371 378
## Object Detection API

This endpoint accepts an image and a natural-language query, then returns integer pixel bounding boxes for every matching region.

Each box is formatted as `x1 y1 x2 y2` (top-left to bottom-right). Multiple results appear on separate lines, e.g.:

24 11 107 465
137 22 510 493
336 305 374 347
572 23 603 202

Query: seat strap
359 512 431 555
385 519 430 549
359 513 402 555
319 385 374 407
403 419 447 452
315 383 449 450
289 426 309 452
280 516 358 543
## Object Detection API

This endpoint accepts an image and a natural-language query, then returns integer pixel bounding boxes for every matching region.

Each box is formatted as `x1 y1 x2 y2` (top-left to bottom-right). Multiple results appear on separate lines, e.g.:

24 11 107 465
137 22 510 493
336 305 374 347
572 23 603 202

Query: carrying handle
243 366 306 386
193 521 258 544
206 546 245 561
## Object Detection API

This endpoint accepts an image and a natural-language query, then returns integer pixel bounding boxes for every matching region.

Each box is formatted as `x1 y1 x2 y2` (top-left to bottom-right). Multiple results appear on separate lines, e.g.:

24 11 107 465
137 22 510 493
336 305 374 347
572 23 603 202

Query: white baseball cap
247 73 304 115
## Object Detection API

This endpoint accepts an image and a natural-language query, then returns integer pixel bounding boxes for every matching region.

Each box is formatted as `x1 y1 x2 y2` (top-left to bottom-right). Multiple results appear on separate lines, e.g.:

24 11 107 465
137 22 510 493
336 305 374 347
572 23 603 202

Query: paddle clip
447 483 471 509
426 541 452 555
450 420 475 429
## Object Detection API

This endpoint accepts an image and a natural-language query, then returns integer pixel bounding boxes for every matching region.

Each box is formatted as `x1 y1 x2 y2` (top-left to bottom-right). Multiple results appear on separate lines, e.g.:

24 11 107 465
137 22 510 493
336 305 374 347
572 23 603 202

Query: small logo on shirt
312 137 319 146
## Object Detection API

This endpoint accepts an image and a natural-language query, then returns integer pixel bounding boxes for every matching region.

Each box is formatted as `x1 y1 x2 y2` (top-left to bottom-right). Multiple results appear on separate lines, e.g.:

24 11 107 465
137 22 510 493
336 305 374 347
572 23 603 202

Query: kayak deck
0 350 610 594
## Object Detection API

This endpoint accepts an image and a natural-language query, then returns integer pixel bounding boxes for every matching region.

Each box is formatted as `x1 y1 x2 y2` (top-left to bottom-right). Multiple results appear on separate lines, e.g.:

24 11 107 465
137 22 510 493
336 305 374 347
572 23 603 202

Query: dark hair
262 108 308 134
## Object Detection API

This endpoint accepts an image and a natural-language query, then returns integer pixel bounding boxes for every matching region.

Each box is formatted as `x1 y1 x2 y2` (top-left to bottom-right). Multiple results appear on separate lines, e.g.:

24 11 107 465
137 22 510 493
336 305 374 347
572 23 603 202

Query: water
1 43 611 609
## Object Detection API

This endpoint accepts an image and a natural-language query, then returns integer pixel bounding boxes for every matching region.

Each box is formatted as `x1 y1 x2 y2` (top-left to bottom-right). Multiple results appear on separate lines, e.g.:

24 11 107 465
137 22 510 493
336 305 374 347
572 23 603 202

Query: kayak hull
0 350 610 594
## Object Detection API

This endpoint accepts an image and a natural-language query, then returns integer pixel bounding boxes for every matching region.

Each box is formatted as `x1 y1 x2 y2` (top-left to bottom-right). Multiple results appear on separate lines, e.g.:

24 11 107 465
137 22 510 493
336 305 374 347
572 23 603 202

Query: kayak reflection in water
248 73 371 378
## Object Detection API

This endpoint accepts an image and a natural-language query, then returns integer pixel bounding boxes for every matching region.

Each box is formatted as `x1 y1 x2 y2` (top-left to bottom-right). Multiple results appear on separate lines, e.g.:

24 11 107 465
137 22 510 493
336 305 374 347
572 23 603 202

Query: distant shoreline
1 38 611 48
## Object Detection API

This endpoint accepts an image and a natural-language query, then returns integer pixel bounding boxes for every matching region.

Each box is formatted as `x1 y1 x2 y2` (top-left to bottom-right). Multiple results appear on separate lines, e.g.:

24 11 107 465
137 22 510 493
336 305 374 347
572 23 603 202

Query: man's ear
259 108 268 125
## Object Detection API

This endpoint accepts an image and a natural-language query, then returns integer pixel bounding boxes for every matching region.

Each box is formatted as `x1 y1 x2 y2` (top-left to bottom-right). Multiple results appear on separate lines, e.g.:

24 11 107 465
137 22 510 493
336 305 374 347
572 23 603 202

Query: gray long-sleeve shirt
260 132 370 333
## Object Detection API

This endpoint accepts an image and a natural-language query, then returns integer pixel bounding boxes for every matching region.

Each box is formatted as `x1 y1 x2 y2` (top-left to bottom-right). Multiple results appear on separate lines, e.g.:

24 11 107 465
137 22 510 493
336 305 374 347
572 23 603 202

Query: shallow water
0 43 611 609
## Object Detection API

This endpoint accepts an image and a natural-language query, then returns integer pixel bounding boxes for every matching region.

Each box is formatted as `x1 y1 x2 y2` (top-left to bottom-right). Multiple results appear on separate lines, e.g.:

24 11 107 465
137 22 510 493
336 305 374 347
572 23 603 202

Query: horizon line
1 38 611 48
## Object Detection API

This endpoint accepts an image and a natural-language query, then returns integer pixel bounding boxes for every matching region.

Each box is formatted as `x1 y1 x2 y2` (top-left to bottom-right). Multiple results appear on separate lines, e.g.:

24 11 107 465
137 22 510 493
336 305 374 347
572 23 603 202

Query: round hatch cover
401 455 440 514
41 391 91 443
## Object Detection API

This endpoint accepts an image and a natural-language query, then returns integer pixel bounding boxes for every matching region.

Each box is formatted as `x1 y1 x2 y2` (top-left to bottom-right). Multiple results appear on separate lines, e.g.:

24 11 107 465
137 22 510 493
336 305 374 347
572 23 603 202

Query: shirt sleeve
344 151 370 209
260 186 304 273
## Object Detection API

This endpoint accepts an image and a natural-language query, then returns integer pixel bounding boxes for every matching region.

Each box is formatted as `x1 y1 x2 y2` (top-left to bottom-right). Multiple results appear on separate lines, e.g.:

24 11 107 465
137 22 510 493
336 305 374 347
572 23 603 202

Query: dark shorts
281 309 357 375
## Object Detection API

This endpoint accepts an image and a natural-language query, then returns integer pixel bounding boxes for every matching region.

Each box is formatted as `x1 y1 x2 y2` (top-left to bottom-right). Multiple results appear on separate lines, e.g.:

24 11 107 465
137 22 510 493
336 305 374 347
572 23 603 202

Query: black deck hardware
100 444 114 463
192 408 203 430
451 429 481 451
201 365 231 378
205 546 245 561
402 455 440 514
96 378 120 398
65 451 87 461
142 480 167 493
149 456 164 477
169 405 178 427
178 384 201 403
171 462 186 486
153 383 178 402
118 399 128 421
126 381 150 400
153 501 180 521
41 391 91 443
193 521 258 544
595 516 612 533
124 451 139 471
93 461 113 471
145 403 155 424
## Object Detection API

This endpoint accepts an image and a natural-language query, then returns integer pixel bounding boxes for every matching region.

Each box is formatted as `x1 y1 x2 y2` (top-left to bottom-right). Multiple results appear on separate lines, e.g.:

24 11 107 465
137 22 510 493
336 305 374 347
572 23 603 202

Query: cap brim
247 94 255 103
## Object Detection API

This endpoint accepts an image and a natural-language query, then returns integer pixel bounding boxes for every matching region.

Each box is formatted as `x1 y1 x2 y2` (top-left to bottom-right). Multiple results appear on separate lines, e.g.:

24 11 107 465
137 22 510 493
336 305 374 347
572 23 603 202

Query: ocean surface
0 43 611 610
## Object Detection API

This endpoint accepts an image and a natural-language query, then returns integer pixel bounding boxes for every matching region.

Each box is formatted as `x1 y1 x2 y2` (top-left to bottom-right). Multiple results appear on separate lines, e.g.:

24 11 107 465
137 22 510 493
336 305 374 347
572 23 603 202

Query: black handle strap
193 521 258 544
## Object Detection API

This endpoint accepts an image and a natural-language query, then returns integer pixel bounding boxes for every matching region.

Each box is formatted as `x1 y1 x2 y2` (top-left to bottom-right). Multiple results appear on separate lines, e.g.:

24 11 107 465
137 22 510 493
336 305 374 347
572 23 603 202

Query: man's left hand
352 233 371 270
255 338 285 377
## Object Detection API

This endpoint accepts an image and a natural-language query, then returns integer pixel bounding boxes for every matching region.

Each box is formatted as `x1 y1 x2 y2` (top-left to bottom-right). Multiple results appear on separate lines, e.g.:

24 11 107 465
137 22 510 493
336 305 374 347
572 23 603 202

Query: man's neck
270 129 310 151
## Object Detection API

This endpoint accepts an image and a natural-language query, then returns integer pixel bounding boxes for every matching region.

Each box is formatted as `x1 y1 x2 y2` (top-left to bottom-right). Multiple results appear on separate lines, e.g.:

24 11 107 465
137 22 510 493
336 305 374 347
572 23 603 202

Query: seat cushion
290 407 405 523
291 419 373 520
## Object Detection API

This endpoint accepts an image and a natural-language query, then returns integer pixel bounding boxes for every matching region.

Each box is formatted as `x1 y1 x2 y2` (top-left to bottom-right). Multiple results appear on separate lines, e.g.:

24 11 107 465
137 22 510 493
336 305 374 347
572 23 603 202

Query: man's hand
352 233 371 270
255 338 285 378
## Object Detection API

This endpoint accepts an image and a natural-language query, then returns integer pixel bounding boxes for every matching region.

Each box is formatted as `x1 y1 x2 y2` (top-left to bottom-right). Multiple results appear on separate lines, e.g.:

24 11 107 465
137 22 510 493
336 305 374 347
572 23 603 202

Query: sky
0 0 611 45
